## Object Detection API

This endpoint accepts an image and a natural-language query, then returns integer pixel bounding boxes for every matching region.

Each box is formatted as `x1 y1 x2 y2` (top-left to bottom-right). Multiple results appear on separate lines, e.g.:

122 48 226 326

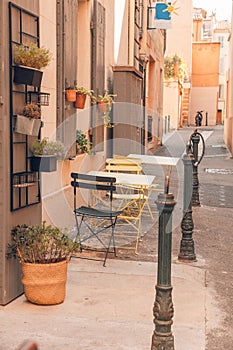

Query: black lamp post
191 131 201 207
178 144 196 261
151 178 176 350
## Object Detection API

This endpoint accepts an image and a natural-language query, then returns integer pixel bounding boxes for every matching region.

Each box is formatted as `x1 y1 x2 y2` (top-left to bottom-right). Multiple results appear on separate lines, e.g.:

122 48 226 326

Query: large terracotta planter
21 260 68 305
75 93 87 109
14 65 43 87
65 89 76 102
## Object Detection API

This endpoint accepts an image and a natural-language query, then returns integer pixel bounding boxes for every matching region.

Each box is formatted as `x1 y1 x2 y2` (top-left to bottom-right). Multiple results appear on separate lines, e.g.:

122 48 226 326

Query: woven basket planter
21 260 68 305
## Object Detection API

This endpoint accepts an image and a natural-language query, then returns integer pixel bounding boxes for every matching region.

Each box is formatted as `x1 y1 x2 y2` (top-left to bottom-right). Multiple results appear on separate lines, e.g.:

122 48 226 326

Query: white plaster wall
190 87 218 126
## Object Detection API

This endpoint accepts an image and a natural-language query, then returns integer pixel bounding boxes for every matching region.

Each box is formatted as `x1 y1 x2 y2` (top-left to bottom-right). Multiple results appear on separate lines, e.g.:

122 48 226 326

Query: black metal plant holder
178 144 196 261
151 177 176 350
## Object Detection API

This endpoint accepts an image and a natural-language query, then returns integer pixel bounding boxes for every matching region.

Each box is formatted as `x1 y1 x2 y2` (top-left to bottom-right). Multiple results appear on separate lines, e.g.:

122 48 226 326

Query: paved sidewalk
0 259 206 350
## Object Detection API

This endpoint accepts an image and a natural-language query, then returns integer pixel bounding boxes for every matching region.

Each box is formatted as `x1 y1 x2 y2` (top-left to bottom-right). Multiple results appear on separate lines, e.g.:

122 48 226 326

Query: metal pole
151 188 176 350
205 112 208 126
165 115 167 134
178 145 196 261
191 131 201 206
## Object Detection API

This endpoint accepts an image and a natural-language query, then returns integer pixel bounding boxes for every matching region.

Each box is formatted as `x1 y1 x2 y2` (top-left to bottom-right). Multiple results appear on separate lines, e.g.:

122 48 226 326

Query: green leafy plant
164 54 188 81
7 222 79 264
92 92 117 128
14 43 52 70
31 138 66 159
75 86 94 97
22 103 41 119
76 130 91 154
93 92 117 104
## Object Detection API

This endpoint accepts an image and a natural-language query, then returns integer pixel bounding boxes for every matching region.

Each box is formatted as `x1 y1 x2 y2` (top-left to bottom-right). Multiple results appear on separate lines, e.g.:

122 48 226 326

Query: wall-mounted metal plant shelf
27 91 50 106
9 3 41 211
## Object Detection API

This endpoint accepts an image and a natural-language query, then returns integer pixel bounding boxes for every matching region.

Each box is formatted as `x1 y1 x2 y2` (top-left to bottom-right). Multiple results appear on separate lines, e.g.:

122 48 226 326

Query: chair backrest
71 172 116 210
106 157 142 174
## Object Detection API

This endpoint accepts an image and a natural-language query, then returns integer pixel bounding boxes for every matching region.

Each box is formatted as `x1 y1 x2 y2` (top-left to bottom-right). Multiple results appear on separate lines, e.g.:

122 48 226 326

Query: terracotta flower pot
65 89 76 102
97 101 112 114
75 93 87 109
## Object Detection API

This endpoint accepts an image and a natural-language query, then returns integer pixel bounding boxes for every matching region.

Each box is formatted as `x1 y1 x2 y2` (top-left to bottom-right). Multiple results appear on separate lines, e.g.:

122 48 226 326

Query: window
218 36 224 48
147 116 153 142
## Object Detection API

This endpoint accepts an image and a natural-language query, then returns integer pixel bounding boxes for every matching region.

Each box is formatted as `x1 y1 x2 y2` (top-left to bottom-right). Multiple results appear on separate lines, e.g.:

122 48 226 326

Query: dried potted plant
75 86 94 109
14 103 42 136
7 222 79 305
30 138 66 172
13 43 52 87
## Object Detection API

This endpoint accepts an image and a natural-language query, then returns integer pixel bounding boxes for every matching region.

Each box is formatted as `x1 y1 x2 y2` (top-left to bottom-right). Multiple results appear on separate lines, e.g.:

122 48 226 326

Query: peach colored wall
193 19 203 42
163 82 180 130
192 42 220 87
190 87 218 126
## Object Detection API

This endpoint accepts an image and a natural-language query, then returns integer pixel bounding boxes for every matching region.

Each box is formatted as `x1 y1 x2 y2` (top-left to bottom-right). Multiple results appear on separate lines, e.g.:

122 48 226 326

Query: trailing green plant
164 54 188 81
92 92 117 128
31 138 66 159
14 43 52 70
75 86 94 97
7 222 79 264
22 103 41 119
76 130 91 154
93 92 117 104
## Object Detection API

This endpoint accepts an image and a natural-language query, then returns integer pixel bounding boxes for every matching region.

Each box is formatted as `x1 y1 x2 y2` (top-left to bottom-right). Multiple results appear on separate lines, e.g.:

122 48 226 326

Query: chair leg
103 218 117 266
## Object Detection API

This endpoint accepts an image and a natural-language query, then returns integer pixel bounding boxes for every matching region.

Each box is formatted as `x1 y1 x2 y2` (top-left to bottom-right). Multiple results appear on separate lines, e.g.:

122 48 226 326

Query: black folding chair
71 172 122 266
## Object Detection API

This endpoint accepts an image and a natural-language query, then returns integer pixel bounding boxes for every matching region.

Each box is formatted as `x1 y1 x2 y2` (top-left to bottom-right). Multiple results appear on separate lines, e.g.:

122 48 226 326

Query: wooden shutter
91 0 105 152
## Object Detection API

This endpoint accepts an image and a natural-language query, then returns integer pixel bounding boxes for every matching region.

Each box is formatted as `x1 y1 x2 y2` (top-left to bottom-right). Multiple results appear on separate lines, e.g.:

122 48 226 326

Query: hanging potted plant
65 85 77 102
94 93 116 114
92 92 117 127
75 86 94 109
7 222 79 305
30 138 66 172
14 103 42 136
13 43 52 87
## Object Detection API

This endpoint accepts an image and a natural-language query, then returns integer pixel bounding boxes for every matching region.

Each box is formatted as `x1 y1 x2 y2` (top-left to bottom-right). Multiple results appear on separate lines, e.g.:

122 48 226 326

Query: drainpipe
139 0 144 39
140 54 149 154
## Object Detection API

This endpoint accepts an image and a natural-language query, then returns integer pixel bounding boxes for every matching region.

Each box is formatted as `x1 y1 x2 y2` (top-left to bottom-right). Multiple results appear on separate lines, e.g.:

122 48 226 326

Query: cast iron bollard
190 131 201 206
151 180 176 350
178 144 196 261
